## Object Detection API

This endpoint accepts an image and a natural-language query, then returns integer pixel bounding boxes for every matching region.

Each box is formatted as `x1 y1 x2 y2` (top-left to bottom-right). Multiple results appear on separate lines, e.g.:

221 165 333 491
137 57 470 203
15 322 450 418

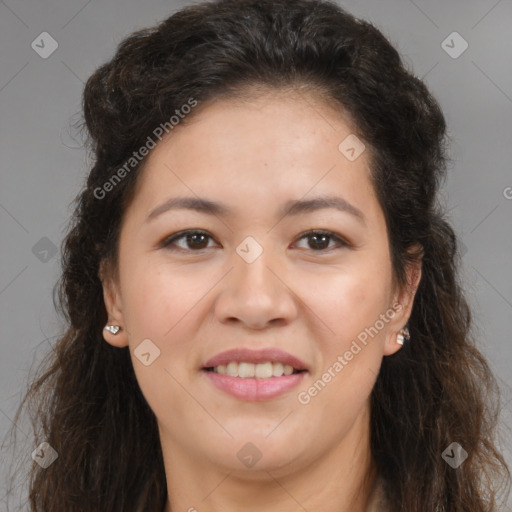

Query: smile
201 347 309 400
206 361 303 378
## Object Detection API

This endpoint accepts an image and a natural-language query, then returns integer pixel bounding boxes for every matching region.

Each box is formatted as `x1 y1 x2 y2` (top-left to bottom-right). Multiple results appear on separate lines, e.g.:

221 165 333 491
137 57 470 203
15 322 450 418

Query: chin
200 433 308 476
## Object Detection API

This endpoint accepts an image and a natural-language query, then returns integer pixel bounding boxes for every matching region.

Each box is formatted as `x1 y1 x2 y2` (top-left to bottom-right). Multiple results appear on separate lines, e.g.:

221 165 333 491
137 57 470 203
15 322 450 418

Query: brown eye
162 230 216 251
294 230 348 252
161 229 348 254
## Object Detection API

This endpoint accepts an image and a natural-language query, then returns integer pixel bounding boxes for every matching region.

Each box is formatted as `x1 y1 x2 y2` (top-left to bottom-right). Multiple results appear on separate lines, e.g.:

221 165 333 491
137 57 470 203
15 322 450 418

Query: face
101 91 420 479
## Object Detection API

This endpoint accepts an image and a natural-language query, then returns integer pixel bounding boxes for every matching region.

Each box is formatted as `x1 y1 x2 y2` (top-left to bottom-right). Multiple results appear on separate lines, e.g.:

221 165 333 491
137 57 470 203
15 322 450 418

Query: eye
160 229 349 253
293 230 348 252
161 230 217 252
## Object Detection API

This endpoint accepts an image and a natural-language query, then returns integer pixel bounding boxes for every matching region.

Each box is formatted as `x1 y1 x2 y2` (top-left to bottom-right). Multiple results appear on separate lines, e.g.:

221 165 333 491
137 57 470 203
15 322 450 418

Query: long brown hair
4 0 510 510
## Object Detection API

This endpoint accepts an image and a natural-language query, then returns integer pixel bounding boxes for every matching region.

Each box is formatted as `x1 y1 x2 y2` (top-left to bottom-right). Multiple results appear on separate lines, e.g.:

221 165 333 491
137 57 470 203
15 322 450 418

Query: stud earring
104 324 121 335
396 325 410 345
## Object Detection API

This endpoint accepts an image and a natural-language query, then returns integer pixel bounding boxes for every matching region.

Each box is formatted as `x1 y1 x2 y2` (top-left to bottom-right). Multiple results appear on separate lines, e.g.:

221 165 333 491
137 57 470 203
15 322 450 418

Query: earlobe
102 324 129 348
396 325 410 345
384 248 422 355
383 324 410 356
102 323 129 347
99 261 129 347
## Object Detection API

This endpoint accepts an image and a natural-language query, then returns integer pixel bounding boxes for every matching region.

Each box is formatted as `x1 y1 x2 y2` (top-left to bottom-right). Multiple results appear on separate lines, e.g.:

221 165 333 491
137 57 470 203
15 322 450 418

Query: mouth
202 347 308 376
201 348 309 401
203 362 306 378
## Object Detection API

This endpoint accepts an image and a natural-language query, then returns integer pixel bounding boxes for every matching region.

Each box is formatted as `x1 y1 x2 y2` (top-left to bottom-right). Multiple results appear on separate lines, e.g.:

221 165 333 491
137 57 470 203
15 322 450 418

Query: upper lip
203 348 309 371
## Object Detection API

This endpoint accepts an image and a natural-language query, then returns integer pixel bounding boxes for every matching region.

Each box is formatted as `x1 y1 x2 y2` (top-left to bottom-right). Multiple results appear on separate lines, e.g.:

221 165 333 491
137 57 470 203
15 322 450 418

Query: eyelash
160 229 349 254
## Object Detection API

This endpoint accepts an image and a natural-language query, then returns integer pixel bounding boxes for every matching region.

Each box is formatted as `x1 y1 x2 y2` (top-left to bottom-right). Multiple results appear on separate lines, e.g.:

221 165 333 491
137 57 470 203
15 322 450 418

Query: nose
214 250 298 330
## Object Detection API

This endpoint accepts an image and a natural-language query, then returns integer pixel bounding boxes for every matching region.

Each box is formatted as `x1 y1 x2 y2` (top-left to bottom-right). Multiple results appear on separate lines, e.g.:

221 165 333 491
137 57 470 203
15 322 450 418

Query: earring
104 324 121 335
396 325 410 345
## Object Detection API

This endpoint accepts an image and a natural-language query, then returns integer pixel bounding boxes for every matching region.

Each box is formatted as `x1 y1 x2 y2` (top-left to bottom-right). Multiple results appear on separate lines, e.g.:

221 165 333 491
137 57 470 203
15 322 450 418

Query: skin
101 89 422 512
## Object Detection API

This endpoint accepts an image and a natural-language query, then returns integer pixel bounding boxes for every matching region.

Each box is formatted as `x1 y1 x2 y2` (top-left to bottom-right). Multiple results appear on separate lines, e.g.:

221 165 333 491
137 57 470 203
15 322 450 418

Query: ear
383 244 423 356
99 260 129 348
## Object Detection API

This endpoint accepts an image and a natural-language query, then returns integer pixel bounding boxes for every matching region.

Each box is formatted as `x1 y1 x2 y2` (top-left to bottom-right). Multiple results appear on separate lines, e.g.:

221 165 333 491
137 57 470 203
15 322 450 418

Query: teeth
238 362 255 378
272 362 284 377
212 362 298 378
255 362 272 379
283 364 293 375
226 362 238 377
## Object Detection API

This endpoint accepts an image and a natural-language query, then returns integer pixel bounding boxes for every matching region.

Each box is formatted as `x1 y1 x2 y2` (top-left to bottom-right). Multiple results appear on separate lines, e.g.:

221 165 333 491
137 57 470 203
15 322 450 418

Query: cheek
294 261 392 401
294 275 384 437
297 262 392 345
120 264 206 423
120 261 220 388
120 256 201 336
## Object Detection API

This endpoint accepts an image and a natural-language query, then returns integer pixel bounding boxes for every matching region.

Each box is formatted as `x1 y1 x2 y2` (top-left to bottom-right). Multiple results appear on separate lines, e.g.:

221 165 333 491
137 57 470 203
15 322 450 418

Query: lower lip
203 370 307 401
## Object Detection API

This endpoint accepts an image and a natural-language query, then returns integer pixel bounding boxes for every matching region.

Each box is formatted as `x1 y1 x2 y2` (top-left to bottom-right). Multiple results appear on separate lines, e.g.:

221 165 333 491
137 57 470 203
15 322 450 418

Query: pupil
188 233 207 249
311 234 328 250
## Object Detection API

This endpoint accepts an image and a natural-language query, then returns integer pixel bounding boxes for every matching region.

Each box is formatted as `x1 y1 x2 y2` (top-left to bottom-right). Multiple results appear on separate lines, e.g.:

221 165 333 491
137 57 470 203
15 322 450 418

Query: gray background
1 0 511 509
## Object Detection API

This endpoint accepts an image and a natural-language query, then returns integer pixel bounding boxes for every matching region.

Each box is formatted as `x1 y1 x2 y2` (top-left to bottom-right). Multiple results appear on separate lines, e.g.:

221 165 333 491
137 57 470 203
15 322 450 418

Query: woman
6 0 510 510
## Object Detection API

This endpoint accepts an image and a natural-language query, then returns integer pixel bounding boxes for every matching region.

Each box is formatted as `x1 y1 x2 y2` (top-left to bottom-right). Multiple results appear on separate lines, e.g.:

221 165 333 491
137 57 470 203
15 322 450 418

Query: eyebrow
145 195 366 224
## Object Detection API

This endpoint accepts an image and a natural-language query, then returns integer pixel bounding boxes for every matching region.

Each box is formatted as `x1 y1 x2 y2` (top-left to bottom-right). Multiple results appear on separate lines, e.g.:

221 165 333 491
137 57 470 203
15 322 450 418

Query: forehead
128 92 381 225
149 91 357 167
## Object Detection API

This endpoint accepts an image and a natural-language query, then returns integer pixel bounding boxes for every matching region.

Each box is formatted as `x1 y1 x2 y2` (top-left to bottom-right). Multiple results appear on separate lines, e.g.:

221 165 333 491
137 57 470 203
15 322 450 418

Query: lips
202 347 309 372
201 348 309 401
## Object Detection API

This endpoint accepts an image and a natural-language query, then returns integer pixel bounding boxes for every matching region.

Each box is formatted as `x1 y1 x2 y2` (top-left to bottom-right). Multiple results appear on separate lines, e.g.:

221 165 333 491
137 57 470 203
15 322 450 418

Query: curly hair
4 0 510 510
